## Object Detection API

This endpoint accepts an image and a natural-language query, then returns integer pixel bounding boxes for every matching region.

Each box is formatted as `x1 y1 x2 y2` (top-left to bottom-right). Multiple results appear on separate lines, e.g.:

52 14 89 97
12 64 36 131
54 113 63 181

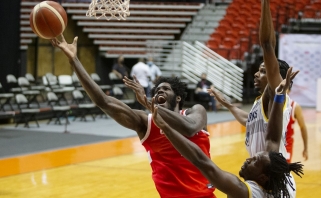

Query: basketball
29 1 67 39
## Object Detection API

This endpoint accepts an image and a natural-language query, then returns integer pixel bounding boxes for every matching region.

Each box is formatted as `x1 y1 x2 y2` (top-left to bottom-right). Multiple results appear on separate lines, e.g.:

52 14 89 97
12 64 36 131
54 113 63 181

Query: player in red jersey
52 36 215 198
124 76 215 197
286 88 308 163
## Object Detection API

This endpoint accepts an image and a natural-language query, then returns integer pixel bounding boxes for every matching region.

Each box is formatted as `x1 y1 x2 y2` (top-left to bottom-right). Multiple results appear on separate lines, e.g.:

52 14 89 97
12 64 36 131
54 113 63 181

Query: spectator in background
195 73 216 112
131 58 151 93
112 55 129 81
131 58 151 109
147 56 162 97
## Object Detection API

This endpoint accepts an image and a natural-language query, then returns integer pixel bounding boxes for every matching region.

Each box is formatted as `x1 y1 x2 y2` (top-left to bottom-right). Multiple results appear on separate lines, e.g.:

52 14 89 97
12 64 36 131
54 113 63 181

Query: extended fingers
60 34 66 42
144 95 151 109
151 97 156 113
153 106 158 119
124 78 135 85
124 78 140 90
124 82 135 89
287 67 293 77
73 36 78 45
123 76 140 86
51 38 59 46
290 70 299 81
283 67 293 88
123 76 132 84
151 98 160 122
50 40 56 47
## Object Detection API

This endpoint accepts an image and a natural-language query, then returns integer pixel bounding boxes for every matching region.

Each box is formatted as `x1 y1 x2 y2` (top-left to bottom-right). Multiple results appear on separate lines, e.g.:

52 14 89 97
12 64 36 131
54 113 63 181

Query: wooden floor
0 109 320 197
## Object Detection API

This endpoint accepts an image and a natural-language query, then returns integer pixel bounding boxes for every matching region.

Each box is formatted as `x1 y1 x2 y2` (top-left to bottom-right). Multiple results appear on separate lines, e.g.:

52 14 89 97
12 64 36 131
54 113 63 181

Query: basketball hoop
86 0 130 20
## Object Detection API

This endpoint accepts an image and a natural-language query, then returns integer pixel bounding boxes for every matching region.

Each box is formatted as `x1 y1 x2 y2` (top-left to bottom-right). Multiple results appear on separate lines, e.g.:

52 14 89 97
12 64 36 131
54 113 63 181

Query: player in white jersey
208 1 299 197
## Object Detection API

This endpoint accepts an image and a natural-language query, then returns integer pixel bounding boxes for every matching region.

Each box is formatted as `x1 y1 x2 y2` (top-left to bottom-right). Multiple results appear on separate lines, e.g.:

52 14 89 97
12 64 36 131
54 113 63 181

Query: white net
86 0 130 20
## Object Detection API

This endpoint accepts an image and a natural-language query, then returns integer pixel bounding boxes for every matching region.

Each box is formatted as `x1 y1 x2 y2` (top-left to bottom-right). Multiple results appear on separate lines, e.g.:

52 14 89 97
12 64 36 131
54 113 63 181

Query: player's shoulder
255 94 262 101
186 104 207 115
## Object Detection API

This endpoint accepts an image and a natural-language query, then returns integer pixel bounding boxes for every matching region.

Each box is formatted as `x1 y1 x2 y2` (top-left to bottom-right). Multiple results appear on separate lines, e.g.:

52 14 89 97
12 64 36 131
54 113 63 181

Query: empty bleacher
20 0 204 57
206 0 321 60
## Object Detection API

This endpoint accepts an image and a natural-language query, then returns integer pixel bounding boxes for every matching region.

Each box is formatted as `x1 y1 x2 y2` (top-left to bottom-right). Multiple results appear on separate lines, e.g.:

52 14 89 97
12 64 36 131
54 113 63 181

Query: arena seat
206 0 319 61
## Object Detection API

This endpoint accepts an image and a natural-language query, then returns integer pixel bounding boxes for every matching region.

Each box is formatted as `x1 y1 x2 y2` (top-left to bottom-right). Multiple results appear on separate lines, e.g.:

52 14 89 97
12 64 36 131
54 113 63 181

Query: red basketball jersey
286 100 296 162
141 110 215 198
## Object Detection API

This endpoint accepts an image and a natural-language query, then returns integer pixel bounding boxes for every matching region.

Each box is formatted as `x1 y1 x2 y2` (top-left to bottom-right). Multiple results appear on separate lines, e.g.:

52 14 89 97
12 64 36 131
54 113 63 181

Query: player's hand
207 86 230 107
151 97 167 129
275 67 299 95
124 75 152 111
302 149 308 161
51 34 78 60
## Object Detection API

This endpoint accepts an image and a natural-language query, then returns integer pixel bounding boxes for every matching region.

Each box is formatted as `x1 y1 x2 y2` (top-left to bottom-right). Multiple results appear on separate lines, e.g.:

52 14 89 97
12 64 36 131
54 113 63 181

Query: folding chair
109 72 131 99
25 73 37 85
112 86 135 105
44 73 61 90
72 90 96 122
52 75 75 105
25 73 34 82
109 72 126 88
25 73 46 90
0 83 14 111
6 74 27 93
47 92 71 125
15 94 40 128
18 77 42 107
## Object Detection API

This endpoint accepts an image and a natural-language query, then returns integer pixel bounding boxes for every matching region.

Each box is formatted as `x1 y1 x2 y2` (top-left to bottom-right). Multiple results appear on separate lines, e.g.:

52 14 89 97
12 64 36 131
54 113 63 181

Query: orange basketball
30 1 67 39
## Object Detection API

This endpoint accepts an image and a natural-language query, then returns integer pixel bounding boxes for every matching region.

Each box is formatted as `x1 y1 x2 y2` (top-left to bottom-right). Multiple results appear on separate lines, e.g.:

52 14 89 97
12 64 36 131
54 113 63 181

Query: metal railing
183 41 243 101
146 40 244 101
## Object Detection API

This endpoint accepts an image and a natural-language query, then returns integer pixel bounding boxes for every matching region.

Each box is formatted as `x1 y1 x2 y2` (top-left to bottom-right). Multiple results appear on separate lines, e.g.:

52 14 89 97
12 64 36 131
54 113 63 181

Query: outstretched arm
265 68 299 151
151 100 249 198
51 35 147 138
260 0 283 93
208 87 248 126
294 104 308 160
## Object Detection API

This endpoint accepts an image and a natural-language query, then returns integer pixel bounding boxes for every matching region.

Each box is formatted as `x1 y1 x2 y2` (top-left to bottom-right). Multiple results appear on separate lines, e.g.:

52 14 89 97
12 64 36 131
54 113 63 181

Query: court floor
0 108 320 197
